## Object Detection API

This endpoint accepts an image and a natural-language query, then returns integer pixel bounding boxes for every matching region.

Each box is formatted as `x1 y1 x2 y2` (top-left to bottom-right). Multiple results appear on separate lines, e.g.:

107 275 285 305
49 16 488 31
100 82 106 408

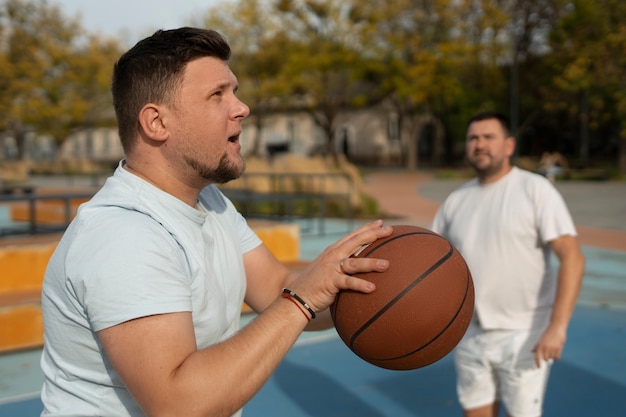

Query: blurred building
1 104 443 169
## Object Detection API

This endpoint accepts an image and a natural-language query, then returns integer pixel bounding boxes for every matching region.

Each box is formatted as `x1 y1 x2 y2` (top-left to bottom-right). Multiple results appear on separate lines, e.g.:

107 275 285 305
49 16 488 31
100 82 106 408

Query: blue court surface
1 220 625 416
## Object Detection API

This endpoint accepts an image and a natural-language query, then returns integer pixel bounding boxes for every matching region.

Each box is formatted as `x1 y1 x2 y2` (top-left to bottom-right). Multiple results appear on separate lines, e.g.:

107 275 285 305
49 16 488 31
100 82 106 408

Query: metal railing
0 191 95 236
219 172 355 235
0 172 355 237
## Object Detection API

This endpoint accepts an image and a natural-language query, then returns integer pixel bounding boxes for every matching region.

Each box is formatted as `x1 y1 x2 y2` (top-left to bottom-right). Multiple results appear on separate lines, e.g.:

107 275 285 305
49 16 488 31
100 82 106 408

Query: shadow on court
247 344 626 417
275 360 388 417
244 304 626 417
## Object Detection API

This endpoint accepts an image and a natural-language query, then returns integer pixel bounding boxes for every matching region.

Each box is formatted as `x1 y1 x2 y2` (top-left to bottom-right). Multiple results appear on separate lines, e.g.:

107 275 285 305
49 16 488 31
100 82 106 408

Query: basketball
330 225 474 370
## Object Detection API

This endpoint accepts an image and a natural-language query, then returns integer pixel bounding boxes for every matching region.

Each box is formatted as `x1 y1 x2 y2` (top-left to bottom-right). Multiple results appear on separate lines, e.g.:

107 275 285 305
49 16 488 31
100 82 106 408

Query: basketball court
1 172 625 416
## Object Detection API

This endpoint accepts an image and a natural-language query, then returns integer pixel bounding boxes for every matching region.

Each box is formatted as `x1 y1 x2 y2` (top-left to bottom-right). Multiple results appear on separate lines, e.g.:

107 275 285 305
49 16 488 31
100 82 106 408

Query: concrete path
360 170 626 311
362 170 626 251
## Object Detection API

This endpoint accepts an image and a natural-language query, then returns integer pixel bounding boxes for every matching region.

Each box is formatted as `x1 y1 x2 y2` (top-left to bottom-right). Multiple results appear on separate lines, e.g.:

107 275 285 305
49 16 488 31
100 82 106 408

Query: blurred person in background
431 111 585 417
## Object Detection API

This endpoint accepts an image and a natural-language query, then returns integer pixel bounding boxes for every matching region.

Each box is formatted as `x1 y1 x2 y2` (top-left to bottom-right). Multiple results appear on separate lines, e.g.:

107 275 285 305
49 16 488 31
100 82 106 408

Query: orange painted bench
0 235 58 352
0 222 302 352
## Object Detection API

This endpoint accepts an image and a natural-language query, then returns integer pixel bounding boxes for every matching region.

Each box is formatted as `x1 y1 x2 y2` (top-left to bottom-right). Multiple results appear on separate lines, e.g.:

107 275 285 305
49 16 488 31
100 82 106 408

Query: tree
546 0 626 172
273 0 387 160
192 0 625 171
498 0 567 138
203 0 291 157
352 0 483 169
0 0 122 160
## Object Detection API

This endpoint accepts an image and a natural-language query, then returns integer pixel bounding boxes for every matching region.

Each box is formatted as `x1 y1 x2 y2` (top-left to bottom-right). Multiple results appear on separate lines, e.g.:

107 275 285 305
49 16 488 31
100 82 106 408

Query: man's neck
477 165 513 185
122 159 204 207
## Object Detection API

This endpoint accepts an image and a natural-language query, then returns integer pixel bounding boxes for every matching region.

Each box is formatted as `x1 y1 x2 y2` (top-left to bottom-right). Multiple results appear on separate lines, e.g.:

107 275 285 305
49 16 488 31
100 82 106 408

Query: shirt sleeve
534 179 578 244
430 204 447 236
65 208 193 332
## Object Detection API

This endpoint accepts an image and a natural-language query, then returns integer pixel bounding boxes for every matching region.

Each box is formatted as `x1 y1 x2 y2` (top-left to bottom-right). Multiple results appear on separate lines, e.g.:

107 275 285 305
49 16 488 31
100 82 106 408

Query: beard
187 152 245 184
469 153 506 178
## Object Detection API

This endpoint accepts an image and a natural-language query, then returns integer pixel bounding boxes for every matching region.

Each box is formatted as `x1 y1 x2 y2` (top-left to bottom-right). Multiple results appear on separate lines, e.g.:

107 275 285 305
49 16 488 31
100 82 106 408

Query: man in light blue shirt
40 27 392 417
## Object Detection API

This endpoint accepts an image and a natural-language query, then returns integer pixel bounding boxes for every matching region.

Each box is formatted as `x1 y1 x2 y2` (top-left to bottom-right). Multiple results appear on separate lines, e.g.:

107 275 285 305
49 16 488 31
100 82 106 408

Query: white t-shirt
40 163 261 416
430 167 577 330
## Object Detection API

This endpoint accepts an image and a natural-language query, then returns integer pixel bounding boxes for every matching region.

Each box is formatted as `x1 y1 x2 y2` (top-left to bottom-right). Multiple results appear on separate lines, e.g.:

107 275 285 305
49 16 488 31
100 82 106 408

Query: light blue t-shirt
40 163 261 416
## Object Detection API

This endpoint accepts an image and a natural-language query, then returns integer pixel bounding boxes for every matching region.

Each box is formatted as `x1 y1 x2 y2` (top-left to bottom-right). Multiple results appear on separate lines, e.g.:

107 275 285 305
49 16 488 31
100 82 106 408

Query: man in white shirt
431 111 585 417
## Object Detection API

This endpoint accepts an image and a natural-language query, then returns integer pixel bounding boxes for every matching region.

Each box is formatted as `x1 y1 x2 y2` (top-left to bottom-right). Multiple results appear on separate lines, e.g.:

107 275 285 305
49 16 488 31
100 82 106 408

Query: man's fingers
339 257 389 275
332 220 392 255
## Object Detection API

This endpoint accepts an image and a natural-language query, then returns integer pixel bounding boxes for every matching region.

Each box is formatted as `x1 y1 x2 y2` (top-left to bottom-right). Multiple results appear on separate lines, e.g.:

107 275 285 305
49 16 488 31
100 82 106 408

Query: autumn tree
0 0 122 160
209 0 625 171
203 0 293 157
351 0 486 169
272 0 387 159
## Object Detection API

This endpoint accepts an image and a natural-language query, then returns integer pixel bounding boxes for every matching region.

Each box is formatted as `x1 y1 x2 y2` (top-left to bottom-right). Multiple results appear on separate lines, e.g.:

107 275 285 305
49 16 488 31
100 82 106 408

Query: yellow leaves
558 56 592 91
0 0 123 156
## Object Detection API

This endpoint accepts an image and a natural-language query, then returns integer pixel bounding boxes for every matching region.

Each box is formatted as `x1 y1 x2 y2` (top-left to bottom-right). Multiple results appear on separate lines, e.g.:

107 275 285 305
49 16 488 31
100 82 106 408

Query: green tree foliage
1 0 624 173
201 0 625 172
204 0 292 156
465 0 571 156
0 0 122 159
546 0 626 170
272 0 388 158
351 0 494 167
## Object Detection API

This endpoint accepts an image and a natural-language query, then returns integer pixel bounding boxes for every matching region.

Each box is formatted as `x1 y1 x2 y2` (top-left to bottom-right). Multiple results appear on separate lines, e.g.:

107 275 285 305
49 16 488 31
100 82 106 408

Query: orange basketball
331 225 474 370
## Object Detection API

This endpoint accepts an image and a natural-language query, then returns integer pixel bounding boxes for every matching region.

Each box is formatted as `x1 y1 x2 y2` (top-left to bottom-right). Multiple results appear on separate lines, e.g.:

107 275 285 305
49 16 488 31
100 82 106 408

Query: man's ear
138 103 168 142
506 136 516 157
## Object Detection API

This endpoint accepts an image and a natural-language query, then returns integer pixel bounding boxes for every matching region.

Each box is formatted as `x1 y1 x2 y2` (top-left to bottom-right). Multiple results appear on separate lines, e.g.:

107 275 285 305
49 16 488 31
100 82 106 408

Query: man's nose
233 98 250 120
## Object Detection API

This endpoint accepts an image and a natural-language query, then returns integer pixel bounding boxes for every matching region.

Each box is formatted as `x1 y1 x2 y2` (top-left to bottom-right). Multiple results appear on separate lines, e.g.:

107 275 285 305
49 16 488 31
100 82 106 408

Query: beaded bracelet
281 288 316 320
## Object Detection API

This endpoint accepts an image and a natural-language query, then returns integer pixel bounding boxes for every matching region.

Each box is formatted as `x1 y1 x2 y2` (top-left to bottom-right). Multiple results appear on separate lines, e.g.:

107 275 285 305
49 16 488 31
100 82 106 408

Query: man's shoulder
512 166 550 183
511 166 558 194
446 178 480 199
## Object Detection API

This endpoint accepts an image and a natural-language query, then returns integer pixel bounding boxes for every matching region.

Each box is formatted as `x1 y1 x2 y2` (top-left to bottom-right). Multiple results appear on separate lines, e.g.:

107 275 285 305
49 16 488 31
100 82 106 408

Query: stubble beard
187 152 245 184
470 154 505 180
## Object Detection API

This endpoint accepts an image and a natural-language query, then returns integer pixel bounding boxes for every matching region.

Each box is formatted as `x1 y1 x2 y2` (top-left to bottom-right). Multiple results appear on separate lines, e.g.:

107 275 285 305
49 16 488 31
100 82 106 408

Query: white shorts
454 322 552 417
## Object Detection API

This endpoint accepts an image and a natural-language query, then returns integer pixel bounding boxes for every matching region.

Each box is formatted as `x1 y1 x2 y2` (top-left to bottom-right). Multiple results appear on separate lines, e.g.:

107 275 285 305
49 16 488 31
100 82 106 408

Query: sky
53 0 222 44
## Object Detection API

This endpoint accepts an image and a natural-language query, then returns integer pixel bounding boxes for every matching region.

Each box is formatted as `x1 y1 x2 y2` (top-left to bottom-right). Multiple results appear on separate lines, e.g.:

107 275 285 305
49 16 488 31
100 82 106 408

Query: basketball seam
348 234 454 349
372 261 473 365
358 231 435 258
333 231 434 316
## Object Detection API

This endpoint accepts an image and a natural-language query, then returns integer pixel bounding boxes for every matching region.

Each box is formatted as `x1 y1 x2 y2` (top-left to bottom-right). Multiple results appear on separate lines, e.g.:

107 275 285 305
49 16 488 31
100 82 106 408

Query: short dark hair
112 27 231 152
467 111 511 137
